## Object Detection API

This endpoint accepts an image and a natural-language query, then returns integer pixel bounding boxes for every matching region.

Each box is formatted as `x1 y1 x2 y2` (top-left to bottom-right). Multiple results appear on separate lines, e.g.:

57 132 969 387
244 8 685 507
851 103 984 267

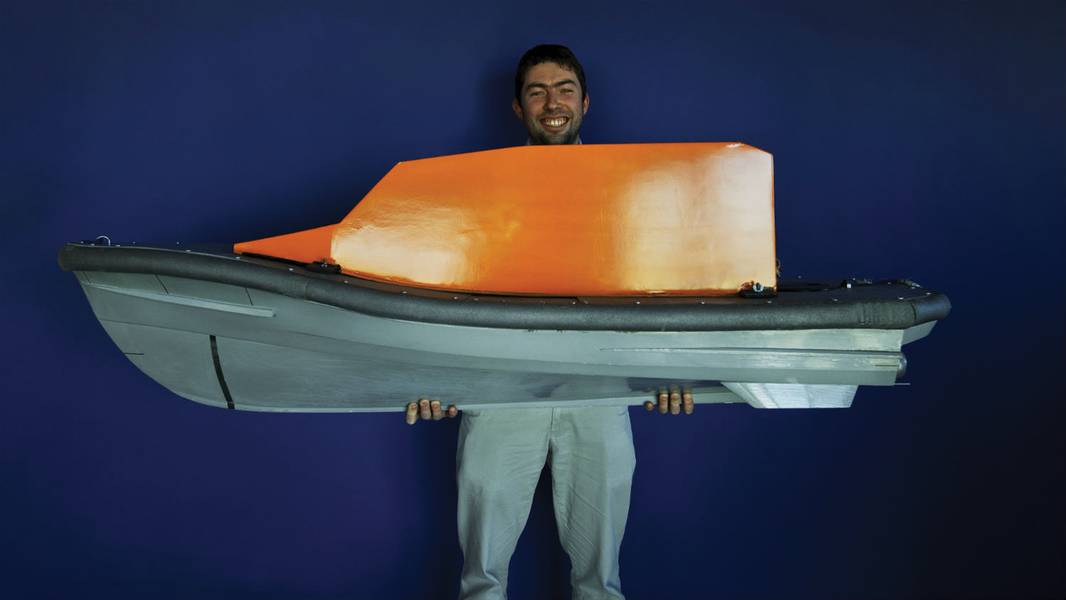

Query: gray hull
61 244 949 412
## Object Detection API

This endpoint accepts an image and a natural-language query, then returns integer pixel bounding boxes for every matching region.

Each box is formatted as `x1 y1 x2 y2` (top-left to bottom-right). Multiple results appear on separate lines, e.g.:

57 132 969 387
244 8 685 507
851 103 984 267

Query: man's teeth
543 117 568 127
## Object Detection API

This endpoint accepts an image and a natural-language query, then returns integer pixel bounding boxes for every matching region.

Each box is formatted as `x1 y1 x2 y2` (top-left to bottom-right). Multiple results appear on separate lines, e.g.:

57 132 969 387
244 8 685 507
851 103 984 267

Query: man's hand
643 388 695 415
405 398 459 425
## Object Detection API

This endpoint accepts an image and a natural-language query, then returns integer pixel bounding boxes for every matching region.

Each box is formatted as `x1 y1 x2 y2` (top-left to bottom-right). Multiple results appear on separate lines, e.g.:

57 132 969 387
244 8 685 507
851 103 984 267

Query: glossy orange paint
235 143 777 296
236 224 335 265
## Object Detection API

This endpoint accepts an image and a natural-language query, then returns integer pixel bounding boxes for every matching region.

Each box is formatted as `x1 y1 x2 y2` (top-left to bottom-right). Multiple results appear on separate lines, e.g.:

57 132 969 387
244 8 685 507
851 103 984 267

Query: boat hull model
59 143 949 412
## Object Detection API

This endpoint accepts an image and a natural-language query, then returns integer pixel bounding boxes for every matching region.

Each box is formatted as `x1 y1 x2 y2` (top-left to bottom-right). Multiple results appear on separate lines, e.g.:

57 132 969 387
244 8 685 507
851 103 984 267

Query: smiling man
407 45 657 600
512 46 589 146
458 45 633 600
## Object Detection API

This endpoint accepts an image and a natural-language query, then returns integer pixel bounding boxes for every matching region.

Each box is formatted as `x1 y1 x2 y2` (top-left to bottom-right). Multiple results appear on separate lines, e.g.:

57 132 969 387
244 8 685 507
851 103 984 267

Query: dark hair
514 44 588 102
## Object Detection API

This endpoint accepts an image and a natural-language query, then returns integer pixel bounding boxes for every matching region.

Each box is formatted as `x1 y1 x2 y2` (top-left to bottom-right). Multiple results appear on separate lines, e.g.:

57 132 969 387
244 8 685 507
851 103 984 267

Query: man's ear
512 98 524 121
582 93 590 115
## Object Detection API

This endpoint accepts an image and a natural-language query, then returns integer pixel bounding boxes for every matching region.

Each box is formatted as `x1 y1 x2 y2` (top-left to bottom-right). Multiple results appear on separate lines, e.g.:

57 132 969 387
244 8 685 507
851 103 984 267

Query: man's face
513 61 589 145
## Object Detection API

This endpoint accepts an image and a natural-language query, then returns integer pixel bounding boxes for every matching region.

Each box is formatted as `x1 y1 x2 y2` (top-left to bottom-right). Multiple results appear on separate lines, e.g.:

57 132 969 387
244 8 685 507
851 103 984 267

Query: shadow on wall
463 59 530 151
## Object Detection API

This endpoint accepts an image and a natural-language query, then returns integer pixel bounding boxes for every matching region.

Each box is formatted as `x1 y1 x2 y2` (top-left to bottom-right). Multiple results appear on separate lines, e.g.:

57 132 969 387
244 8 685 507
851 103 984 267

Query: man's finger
430 399 443 420
419 398 431 421
669 390 681 415
643 400 654 411
446 405 459 418
658 390 669 414
405 402 418 425
683 390 695 415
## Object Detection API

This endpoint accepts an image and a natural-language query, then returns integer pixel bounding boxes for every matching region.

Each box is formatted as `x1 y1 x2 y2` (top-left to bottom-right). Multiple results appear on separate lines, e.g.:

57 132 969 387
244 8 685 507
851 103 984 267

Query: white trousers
456 406 636 600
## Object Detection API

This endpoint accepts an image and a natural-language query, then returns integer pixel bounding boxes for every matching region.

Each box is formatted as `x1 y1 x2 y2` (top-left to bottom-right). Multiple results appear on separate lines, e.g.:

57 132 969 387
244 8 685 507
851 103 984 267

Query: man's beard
526 110 583 145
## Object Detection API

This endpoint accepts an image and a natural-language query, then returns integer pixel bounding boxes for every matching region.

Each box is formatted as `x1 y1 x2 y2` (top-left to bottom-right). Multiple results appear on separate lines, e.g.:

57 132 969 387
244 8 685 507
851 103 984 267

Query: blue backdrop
3 1 1063 598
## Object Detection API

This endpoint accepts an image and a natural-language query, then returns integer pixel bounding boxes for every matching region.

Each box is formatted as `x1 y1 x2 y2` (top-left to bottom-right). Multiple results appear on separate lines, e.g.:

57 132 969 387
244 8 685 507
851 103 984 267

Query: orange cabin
234 143 777 296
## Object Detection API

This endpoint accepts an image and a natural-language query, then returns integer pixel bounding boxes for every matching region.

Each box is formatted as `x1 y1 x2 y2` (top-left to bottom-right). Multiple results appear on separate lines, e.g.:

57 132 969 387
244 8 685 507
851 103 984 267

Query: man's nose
545 90 560 109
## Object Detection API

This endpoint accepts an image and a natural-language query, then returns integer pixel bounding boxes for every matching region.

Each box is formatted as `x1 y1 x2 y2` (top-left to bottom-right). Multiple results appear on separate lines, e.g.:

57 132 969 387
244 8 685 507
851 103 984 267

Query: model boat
58 143 950 412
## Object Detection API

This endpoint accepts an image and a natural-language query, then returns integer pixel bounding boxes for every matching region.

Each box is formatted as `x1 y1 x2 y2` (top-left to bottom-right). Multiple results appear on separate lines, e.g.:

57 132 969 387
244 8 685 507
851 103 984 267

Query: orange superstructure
235 143 777 296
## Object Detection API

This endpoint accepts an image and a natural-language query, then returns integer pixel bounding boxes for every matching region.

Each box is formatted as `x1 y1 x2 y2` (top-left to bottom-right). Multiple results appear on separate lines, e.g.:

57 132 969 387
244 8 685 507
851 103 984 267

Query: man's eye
562 88 574 95
529 90 544 97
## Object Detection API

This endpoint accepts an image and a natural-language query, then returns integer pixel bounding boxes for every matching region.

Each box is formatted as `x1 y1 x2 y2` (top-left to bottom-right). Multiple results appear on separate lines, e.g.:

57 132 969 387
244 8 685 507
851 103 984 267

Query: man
511 44 588 146
406 45 693 600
